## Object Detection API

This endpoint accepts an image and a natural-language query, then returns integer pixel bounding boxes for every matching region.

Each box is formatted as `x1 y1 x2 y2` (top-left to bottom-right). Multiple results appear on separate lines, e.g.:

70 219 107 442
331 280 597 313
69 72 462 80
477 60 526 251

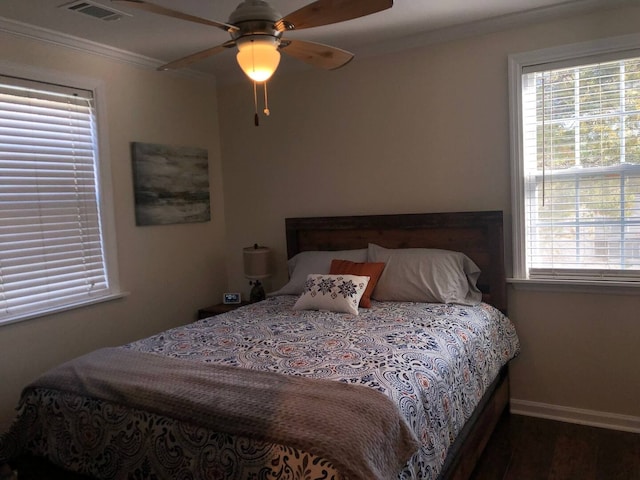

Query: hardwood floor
471 412 640 480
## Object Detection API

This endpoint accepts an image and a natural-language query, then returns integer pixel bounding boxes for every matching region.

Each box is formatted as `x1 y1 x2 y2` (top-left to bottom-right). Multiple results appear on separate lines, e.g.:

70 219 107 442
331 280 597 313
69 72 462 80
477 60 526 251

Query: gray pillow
271 249 368 296
368 243 482 305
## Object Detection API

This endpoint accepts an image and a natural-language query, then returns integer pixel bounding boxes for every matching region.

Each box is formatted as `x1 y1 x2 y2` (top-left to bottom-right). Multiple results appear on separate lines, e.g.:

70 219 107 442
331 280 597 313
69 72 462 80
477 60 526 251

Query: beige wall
218 5 640 423
0 33 227 428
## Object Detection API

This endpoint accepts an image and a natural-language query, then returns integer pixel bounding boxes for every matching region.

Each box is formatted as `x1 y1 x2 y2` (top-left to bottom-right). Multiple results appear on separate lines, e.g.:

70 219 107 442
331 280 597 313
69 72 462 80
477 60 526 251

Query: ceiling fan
113 0 394 124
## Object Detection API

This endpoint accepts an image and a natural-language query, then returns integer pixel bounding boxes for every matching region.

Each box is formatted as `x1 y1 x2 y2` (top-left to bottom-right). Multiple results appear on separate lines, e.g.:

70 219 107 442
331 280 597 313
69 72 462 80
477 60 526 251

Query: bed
0 210 520 480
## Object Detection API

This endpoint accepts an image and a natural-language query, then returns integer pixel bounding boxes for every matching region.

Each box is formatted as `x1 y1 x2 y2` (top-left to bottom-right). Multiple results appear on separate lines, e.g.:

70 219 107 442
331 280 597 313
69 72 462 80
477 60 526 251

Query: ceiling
0 0 631 83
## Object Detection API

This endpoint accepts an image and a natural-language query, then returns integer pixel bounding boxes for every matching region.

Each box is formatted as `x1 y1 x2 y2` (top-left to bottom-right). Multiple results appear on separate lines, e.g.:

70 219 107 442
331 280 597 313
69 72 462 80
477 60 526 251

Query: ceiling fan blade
157 41 236 71
276 0 393 31
112 0 238 32
280 39 353 70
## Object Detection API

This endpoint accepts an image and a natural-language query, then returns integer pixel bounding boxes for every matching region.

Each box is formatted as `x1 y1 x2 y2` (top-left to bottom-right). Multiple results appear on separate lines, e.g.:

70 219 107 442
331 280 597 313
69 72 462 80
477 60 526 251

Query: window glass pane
579 64 621 115
540 69 576 120
538 122 576 170
625 113 640 164
579 116 621 167
528 173 640 270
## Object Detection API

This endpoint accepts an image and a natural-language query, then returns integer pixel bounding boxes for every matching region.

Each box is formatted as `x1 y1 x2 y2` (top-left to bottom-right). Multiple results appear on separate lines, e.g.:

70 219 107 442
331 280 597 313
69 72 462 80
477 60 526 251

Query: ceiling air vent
60 1 130 21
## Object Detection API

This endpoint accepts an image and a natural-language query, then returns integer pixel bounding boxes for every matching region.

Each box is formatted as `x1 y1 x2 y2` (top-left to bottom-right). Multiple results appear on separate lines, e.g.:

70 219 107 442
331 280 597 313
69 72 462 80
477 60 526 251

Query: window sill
507 278 640 295
0 291 130 328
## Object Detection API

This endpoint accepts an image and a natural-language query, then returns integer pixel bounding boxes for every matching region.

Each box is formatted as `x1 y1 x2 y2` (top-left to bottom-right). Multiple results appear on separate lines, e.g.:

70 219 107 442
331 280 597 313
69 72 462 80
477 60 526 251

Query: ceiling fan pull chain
253 80 259 126
263 82 270 116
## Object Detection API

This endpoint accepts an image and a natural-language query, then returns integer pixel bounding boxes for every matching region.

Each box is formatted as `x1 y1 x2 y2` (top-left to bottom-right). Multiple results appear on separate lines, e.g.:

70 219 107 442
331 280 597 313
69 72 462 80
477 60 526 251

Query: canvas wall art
131 142 210 226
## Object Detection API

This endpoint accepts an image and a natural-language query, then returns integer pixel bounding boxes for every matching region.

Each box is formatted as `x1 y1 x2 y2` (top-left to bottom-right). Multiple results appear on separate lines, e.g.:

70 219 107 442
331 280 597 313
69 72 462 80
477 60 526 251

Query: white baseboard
510 398 640 433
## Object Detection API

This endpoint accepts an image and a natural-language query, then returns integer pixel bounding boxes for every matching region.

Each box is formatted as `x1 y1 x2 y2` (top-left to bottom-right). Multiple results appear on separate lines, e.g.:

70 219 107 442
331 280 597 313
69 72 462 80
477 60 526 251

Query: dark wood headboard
285 211 507 313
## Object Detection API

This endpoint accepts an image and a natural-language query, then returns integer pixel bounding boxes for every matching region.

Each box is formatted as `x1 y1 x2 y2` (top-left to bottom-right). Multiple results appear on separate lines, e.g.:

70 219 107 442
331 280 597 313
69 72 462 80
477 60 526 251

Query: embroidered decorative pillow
329 260 385 308
293 274 370 315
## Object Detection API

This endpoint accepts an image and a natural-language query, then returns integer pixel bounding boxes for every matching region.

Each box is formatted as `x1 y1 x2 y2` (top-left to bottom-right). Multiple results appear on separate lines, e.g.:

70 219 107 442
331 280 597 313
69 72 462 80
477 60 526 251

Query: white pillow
271 249 367 296
293 274 370 315
368 243 482 305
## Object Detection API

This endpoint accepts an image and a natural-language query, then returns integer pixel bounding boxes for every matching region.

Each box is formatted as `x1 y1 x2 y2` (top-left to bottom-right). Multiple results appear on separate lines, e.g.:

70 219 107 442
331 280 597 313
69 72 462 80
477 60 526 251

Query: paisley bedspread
0 296 520 480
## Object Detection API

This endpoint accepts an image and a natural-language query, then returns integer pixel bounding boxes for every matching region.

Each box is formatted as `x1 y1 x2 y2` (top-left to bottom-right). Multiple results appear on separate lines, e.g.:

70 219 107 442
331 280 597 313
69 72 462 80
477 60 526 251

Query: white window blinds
520 55 640 281
0 75 112 323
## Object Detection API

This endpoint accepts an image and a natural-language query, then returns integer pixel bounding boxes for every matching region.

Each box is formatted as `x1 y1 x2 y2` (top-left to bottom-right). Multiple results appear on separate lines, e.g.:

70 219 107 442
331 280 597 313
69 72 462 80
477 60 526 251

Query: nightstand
197 301 249 320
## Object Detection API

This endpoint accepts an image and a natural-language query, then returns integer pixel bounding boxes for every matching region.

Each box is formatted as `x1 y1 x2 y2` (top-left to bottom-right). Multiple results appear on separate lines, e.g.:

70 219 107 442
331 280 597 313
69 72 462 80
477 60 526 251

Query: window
510 35 640 284
0 72 120 325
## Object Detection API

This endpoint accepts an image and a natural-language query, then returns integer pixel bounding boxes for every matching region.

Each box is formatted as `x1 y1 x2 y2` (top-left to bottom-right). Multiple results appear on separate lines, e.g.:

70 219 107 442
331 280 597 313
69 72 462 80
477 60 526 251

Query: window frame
508 33 640 291
0 61 123 326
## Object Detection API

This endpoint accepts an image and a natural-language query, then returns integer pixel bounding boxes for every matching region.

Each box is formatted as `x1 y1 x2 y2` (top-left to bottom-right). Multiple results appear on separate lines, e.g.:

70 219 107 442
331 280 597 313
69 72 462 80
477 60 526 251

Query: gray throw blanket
27 347 420 480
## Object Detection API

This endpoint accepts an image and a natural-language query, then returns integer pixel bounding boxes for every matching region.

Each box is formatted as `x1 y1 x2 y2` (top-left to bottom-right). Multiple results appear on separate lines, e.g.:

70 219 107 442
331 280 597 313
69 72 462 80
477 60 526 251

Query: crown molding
0 15 157 67
0 15 211 80
357 0 637 59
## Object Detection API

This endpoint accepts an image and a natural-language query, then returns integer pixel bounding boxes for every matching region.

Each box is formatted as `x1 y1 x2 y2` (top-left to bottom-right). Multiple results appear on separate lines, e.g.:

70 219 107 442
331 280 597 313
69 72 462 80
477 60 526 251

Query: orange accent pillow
330 259 385 308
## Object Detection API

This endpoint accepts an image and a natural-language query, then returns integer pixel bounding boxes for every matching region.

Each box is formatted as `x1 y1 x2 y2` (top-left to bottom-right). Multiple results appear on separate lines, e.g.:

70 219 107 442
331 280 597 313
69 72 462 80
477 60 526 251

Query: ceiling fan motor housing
229 0 284 42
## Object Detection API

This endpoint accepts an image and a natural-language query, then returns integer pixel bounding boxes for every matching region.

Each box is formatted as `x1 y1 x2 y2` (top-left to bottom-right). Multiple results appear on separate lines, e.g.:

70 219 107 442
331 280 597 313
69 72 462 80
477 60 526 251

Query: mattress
0 295 520 479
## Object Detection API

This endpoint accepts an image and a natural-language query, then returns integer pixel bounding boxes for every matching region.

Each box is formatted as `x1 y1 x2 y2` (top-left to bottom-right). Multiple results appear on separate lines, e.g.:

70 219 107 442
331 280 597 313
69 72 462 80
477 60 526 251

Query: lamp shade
243 245 271 280
236 36 281 82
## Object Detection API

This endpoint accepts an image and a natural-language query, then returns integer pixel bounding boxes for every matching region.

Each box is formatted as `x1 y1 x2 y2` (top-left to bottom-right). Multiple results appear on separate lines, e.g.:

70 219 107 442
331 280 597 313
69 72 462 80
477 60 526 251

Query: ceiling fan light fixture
236 36 281 82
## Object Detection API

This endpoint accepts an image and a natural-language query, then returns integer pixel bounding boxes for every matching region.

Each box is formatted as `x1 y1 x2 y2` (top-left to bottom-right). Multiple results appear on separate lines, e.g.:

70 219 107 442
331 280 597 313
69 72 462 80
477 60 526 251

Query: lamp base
249 280 265 303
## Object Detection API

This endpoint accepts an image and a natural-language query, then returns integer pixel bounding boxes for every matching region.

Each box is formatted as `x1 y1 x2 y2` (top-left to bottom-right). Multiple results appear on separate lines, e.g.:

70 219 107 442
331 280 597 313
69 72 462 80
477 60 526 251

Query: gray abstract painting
131 142 210 226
